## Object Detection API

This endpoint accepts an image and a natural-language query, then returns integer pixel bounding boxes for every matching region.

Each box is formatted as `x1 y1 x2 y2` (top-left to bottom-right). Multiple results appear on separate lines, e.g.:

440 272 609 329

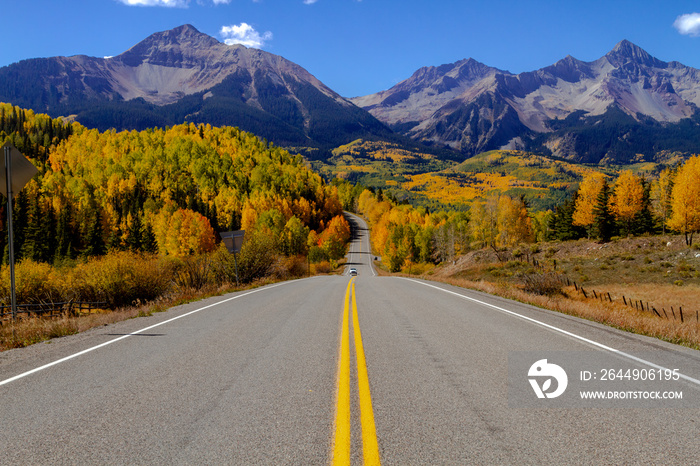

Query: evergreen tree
108 225 124 252
142 223 158 253
81 207 106 258
126 212 143 252
633 178 655 236
548 195 585 241
592 180 615 242
22 190 43 262
55 206 77 261
4 190 29 264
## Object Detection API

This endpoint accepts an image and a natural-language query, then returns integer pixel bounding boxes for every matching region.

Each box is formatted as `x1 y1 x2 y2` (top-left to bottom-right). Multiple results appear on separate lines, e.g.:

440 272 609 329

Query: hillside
0 103 346 264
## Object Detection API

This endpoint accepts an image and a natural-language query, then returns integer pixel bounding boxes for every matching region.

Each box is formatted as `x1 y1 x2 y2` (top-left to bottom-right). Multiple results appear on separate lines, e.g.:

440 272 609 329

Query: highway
1 212 699 464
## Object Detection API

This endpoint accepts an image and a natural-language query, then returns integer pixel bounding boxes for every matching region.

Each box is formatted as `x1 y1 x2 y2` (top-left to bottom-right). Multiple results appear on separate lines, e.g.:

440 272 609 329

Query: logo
528 359 568 399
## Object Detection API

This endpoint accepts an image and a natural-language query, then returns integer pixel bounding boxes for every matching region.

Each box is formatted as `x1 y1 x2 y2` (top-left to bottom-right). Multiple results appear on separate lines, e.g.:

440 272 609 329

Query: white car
349 268 357 276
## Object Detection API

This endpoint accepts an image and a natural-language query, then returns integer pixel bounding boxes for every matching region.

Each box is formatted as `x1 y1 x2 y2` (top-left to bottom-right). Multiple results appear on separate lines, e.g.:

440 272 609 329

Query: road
1 213 699 464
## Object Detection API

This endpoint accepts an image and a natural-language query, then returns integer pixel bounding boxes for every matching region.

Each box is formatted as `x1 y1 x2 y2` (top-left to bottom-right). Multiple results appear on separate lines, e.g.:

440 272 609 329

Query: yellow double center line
333 278 380 465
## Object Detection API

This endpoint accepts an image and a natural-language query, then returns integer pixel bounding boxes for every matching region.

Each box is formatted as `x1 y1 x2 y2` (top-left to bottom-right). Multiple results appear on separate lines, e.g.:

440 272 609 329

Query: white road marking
402 277 700 388
0 280 302 387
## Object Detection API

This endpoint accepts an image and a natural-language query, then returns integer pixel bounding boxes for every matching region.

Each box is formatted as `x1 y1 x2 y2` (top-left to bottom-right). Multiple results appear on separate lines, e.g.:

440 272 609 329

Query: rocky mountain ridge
352 40 700 162
0 24 390 151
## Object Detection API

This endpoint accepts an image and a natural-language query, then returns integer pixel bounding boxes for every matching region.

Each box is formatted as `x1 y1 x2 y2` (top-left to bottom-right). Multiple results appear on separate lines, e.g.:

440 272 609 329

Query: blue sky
3 0 700 98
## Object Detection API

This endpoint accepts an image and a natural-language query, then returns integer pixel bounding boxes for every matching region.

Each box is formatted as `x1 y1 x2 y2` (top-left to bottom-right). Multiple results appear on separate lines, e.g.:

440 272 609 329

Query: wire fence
555 274 699 323
0 301 108 322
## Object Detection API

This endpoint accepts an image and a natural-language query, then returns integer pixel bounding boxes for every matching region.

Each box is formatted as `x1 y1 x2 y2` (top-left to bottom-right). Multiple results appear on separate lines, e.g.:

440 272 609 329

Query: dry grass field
405 234 700 349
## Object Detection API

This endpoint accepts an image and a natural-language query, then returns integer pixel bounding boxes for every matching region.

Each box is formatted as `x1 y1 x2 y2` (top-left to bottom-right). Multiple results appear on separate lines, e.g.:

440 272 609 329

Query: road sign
2 143 38 320
1 143 38 194
219 230 245 254
219 230 245 286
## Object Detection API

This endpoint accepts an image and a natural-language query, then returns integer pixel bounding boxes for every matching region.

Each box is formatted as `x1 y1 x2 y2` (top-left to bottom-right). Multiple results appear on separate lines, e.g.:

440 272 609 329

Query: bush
72 252 174 308
237 231 276 283
0 260 67 305
522 272 564 296
173 254 213 290
312 261 331 274
283 255 309 278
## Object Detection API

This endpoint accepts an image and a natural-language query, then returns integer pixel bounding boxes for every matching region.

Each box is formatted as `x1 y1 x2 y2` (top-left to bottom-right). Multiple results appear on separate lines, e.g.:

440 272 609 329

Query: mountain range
352 40 700 163
1 25 700 164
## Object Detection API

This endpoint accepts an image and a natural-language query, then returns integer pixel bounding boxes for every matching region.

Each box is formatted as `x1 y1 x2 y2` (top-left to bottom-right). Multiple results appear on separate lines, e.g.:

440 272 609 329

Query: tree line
548 157 700 245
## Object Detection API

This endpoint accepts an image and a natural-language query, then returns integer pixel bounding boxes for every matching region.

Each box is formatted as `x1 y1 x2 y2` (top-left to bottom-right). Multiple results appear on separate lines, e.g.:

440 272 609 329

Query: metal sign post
219 230 245 286
4 146 16 320
1 143 39 320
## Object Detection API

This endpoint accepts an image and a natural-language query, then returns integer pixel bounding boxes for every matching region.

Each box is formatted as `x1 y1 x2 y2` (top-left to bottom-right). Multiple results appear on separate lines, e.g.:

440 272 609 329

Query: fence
0 301 108 322
556 274 699 323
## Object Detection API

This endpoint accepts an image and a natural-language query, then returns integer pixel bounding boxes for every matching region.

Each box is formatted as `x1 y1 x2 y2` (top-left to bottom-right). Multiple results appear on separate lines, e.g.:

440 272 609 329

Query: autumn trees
0 105 349 275
350 154 700 274
353 186 533 273
554 157 699 244
667 155 700 245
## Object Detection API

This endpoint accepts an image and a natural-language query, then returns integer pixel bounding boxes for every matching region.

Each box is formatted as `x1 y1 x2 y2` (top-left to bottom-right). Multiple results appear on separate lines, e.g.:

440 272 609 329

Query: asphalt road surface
1 213 699 464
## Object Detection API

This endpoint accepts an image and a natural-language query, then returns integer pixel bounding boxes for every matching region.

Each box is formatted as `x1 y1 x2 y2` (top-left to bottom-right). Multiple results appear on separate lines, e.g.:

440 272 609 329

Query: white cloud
220 23 273 48
303 0 318 4
674 13 700 37
212 0 232 4
117 0 190 6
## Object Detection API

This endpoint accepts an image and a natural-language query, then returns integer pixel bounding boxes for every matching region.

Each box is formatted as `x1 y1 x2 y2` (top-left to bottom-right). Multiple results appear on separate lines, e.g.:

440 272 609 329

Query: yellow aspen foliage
240 201 259 233
469 198 499 248
497 195 533 247
292 198 312 225
651 167 675 234
668 155 700 244
319 215 351 260
357 189 375 214
573 172 606 228
153 207 216 256
610 170 644 234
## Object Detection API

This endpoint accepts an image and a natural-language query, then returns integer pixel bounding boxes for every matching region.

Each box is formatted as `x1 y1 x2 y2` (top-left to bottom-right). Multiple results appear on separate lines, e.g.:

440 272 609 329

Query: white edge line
401 277 700 387
0 280 298 387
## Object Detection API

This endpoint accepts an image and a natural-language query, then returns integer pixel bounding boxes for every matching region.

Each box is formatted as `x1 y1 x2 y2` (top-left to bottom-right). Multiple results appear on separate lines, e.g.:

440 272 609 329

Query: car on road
349 268 357 276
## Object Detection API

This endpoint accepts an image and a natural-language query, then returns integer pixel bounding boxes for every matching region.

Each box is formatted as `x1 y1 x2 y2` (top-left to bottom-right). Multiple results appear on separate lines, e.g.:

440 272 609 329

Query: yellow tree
668 156 700 245
153 207 216 256
496 195 533 247
468 196 498 249
610 170 644 236
651 167 675 234
319 215 351 260
573 172 606 237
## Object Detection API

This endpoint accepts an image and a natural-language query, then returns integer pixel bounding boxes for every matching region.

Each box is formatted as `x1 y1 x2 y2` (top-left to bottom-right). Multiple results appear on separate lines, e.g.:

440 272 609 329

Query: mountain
0 24 391 153
352 40 700 163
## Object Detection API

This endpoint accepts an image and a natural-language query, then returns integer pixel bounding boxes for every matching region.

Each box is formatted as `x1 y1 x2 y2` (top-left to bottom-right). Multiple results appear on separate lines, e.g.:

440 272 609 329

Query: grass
433 275 700 349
